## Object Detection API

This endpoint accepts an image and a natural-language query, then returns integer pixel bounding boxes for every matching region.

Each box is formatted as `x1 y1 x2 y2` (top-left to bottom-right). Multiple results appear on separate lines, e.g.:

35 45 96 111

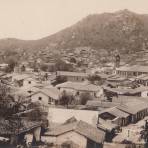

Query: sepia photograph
0 0 148 147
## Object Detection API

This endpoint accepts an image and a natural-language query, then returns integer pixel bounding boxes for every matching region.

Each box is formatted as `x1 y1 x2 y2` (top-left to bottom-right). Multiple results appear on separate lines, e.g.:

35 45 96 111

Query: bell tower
115 53 120 68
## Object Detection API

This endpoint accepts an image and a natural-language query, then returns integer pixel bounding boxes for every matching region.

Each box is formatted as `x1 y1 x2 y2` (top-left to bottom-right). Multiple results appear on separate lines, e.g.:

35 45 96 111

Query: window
38 97 42 100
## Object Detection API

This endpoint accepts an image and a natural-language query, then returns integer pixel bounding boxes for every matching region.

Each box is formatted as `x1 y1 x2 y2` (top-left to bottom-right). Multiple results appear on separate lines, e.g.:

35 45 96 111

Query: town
0 47 148 148
1 1 148 147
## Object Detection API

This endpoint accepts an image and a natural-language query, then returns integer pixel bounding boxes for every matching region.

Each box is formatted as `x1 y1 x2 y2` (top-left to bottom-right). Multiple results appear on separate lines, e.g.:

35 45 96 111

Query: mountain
1 9 148 54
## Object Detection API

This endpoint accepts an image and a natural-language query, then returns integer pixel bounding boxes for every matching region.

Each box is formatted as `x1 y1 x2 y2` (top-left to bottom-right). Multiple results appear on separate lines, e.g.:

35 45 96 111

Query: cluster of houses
2 53 148 148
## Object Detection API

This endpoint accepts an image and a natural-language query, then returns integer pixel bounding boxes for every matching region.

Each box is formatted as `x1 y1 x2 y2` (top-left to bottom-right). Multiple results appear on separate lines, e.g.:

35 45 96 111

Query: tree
55 59 73 71
5 57 18 73
70 57 76 63
55 76 67 85
59 90 74 108
87 74 103 85
40 64 48 72
80 92 92 105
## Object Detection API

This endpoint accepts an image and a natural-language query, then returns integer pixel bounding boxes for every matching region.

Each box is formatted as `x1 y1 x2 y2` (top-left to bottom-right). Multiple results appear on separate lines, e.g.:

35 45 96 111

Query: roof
13 74 30 81
99 107 129 118
56 71 88 77
97 119 119 132
116 65 148 73
56 81 101 92
0 119 41 136
15 86 40 97
32 87 60 100
136 74 148 81
86 100 120 108
103 86 148 95
117 100 148 115
44 120 105 143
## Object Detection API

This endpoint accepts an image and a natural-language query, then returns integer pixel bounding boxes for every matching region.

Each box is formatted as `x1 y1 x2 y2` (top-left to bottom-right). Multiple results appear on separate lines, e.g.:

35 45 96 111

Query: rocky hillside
1 9 148 54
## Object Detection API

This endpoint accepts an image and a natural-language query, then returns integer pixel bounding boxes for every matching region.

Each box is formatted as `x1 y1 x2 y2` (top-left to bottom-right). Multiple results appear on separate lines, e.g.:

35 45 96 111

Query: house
23 77 37 88
42 120 105 148
48 108 98 126
136 74 148 86
116 65 148 77
98 107 130 126
56 81 103 98
103 86 148 98
30 87 60 105
12 74 30 87
56 71 88 82
0 63 8 71
0 119 41 145
117 100 148 123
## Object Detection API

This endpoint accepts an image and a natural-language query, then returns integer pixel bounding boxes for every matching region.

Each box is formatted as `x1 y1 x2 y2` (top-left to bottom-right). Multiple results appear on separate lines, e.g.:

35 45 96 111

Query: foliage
5 56 18 73
40 64 49 72
59 90 74 108
55 76 67 85
55 59 73 71
70 57 77 63
79 92 92 105
87 74 103 85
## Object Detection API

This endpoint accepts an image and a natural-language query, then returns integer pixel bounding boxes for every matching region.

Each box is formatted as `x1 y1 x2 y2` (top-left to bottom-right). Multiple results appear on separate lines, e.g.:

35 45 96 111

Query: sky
0 0 148 40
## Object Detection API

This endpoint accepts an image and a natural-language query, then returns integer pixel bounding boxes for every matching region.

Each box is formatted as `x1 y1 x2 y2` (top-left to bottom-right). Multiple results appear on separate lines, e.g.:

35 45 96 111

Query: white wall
42 131 87 148
141 91 148 97
31 92 49 104
56 131 87 148
48 108 98 126
23 78 37 88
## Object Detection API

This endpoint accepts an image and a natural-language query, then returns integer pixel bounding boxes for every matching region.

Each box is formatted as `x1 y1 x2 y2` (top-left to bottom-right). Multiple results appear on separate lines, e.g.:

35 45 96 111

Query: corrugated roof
45 120 105 143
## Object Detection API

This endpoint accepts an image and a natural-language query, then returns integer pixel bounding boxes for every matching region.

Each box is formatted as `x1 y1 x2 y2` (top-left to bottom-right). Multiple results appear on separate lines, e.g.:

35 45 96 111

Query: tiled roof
99 107 129 118
0 119 41 136
56 71 88 77
13 74 30 81
45 120 105 143
103 86 148 95
56 81 101 92
117 100 148 115
116 65 148 73
86 100 120 108
32 87 60 100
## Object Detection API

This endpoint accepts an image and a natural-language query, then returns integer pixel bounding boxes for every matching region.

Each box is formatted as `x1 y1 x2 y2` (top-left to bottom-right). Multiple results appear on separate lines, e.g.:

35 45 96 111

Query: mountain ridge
0 9 148 54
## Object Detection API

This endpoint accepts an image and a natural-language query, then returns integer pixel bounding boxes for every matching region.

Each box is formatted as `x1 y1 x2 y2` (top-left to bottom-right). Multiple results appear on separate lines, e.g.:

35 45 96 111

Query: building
116 65 148 77
56 71 88 82
136 74 148 86
23 77 37 88
30 87 60 105
56 81 103 98
114 54 120 68
103 86 148 98
12 74 30 87
86 100 120 111
98 107 130 126
42 120 105 148
117 100 148 123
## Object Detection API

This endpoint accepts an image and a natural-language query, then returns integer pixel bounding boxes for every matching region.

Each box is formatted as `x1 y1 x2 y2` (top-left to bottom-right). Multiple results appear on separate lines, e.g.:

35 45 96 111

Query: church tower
114 53 120 68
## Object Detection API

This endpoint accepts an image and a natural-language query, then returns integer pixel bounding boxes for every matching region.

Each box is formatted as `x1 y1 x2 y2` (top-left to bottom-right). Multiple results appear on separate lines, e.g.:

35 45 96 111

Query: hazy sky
0 0 148 40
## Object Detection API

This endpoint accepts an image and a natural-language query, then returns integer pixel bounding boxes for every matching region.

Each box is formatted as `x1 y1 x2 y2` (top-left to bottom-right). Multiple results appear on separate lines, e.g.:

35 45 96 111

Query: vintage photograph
0 0 148 147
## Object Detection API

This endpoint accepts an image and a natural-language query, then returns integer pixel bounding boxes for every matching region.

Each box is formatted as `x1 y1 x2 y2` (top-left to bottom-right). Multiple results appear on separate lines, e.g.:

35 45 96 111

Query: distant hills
1 9 148 54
